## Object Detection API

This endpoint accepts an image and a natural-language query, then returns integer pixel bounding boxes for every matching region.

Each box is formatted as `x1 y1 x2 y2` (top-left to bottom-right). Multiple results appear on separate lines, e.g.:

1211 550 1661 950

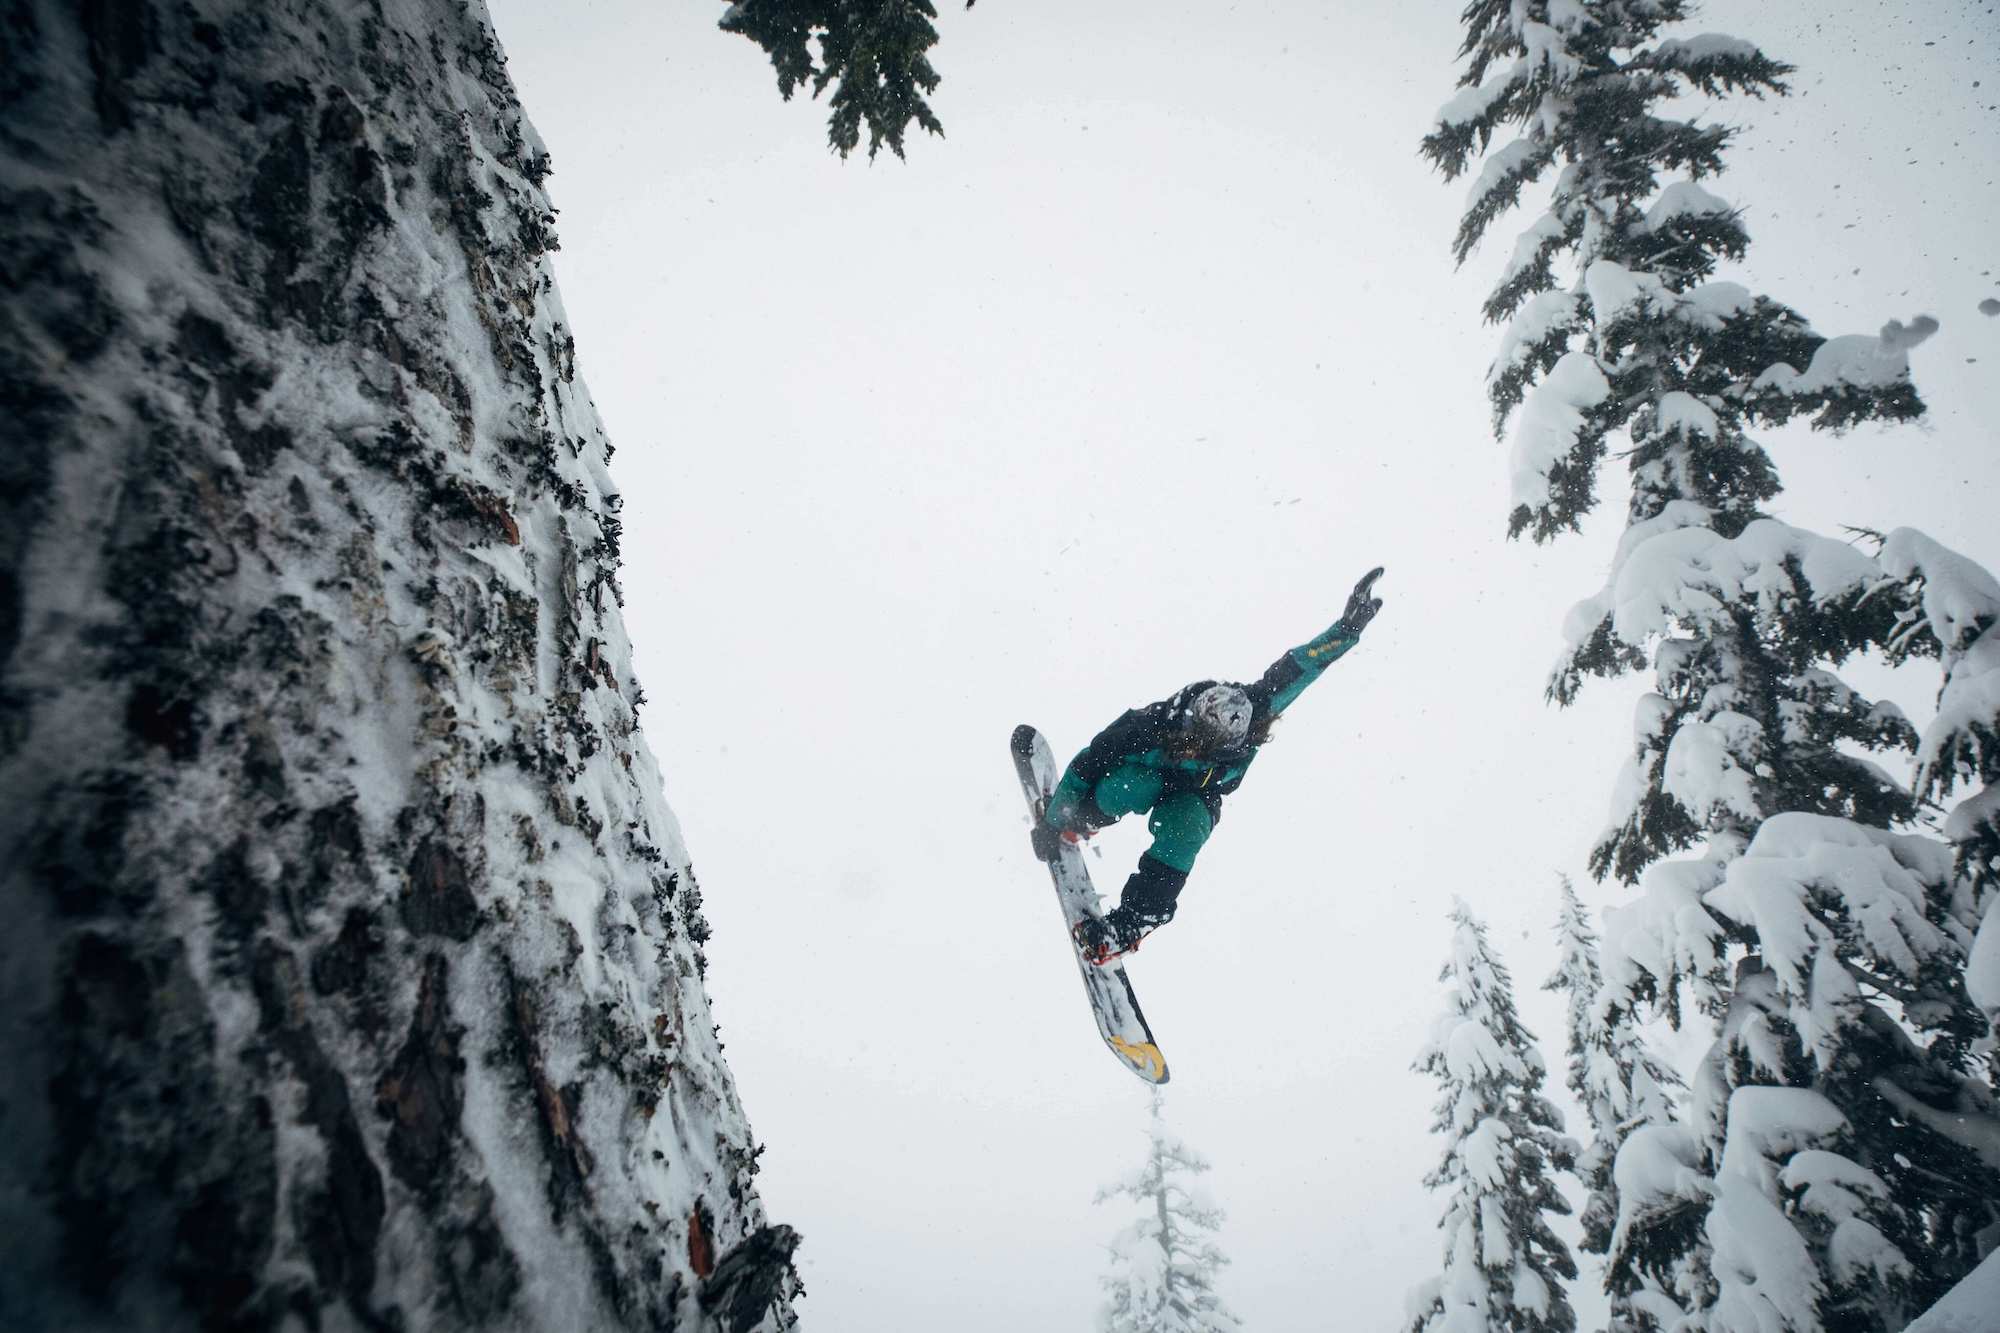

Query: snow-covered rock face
0 3 792 1330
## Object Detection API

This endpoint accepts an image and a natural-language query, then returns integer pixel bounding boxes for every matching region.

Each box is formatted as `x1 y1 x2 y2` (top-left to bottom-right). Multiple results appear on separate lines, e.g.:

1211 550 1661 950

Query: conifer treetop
1095 1091 1241 1333
1422 0 1925 547
1409 902 1579 1333
1546 880 1689 1317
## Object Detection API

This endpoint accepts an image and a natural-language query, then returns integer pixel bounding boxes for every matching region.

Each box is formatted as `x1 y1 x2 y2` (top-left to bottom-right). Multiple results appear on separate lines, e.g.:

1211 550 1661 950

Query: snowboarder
1031 567 1385 964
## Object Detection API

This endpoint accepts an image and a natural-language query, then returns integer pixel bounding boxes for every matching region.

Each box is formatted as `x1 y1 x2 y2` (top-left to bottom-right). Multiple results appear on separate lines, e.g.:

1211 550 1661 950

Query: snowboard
1010 724 1169 1085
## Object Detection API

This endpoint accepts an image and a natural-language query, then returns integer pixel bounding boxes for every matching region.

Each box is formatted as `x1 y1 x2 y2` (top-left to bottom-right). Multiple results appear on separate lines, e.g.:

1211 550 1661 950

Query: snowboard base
1010 724 1169 1085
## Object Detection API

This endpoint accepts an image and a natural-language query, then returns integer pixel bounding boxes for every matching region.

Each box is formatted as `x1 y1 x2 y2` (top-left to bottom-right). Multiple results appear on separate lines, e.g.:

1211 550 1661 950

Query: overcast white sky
486 2 1998 1328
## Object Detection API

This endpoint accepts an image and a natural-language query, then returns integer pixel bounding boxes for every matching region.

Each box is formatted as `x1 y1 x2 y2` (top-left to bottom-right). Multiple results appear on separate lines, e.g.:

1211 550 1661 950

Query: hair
1167 709 1280 761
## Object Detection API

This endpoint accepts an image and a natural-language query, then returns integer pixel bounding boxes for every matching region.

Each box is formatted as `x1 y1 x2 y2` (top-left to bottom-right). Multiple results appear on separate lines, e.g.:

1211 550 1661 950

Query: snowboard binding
1030 821 1091 864
1072 911 1156 967
1012 723 1170 1082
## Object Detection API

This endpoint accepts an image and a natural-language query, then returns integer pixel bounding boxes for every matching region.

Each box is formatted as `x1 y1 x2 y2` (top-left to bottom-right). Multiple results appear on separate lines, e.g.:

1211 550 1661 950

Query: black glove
1338 566 1385 634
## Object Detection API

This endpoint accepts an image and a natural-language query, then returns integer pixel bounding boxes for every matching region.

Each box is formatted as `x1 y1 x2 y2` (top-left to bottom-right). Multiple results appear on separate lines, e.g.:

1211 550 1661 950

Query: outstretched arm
1248 567 1384 718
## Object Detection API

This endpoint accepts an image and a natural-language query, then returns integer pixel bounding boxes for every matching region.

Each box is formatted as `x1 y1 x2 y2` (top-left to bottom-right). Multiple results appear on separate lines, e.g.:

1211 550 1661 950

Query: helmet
1188 684 1252 750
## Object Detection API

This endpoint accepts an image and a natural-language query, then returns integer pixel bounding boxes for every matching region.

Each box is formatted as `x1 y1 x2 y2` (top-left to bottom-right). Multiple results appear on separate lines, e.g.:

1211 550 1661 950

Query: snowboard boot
1073 854 1187 964
1071 906 1166 966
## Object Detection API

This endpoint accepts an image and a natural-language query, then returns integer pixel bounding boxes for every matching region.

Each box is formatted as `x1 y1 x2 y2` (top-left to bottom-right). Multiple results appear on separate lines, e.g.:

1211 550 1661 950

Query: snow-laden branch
1559 511 1879 653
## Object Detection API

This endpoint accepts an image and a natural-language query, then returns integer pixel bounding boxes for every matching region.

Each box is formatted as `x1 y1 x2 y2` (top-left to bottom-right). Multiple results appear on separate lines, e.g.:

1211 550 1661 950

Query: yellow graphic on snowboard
1109 1034 1167 1083
1014 723 1171 1085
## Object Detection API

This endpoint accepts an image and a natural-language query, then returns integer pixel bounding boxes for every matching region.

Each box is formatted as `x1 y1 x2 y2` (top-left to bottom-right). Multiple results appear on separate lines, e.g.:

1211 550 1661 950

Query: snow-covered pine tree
1545 879 1686 1329
1869 533 2000 1229
1094 1089 1241 1333
1422 3 2000 1326
1408 901 1578 1333
1 3 799 1329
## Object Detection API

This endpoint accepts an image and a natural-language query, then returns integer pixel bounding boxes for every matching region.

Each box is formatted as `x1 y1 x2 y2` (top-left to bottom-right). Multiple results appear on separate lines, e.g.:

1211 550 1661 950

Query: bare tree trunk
0 2 796 1329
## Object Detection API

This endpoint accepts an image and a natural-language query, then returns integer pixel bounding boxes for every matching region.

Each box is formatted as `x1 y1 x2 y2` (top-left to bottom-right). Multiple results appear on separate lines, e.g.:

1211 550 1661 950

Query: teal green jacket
1050 618 1363 829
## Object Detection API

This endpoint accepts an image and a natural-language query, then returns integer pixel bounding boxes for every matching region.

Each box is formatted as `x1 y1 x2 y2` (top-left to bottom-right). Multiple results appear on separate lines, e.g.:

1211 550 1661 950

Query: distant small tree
1545 879 1687 1331
1094 1090 1241 1333
1408 901 1578 1333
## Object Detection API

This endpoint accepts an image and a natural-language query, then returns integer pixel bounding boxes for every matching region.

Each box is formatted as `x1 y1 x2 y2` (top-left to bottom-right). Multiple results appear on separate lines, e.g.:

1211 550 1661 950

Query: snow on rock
1508 349 1611 511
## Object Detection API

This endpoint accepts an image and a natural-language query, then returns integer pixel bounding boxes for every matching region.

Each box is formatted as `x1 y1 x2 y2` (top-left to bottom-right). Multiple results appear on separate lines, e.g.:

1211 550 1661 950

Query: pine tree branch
1871 1077 2000 1176
720 0 947 159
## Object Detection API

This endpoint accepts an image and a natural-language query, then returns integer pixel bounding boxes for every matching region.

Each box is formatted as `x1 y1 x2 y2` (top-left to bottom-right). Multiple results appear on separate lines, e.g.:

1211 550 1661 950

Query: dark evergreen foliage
720 0 948 159
1546 881 1683 1291
1424 3 2000 1327
1422 0 1918 544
